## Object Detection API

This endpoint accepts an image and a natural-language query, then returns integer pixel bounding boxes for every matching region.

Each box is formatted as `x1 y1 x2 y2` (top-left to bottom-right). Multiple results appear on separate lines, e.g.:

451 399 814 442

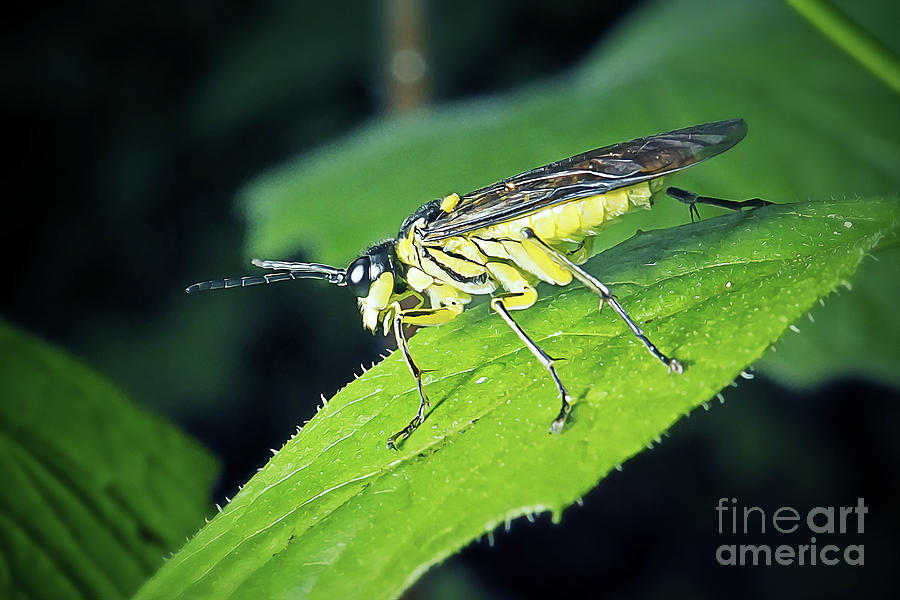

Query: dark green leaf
0 322 217 599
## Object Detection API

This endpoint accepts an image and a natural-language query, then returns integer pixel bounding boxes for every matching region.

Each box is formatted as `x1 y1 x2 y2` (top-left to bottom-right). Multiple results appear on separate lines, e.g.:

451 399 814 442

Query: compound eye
347 256 371 297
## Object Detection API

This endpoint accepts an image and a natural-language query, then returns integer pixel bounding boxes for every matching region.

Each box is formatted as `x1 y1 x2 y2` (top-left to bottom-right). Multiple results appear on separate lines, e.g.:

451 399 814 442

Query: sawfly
186 118 770 449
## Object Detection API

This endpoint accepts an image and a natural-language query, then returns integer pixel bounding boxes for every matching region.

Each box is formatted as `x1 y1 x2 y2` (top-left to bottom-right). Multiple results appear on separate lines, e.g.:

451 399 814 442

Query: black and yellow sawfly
186 118 769 449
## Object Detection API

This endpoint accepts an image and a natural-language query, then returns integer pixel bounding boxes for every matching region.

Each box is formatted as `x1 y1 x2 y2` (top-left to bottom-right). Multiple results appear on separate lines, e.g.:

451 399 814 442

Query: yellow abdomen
475 179 663 244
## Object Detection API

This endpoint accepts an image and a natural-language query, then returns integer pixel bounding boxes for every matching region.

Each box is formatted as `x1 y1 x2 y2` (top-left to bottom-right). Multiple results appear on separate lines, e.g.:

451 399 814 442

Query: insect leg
520 228 683 374
388 314 429 450
490 291 575 435
666 187 772 222
386 303 464 450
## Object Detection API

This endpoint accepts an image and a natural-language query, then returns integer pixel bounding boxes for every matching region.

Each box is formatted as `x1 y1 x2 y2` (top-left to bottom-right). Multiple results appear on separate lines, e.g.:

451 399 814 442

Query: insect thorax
398 199 442 240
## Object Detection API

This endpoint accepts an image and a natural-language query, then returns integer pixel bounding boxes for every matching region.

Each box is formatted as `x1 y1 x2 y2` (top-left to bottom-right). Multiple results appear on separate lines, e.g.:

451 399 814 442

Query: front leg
386 302 463 449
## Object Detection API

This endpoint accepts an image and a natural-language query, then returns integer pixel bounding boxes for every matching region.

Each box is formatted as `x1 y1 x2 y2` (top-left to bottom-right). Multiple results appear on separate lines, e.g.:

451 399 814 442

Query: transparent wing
421 119 747 241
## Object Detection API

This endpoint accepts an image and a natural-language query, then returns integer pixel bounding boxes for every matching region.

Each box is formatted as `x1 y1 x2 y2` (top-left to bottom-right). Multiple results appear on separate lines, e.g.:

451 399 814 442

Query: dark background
2 1 897 598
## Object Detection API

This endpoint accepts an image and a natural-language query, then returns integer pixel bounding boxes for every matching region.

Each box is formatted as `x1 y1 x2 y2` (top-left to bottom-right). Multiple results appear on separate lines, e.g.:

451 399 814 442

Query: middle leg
490 289 575 434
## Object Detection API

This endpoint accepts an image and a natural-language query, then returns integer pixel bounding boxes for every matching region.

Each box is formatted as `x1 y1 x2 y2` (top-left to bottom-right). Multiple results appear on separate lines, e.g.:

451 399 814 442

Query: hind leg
666 187 772 223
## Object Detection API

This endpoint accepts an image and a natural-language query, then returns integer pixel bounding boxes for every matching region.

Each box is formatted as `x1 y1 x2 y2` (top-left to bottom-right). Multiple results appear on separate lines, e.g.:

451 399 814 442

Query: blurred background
2 0 898 598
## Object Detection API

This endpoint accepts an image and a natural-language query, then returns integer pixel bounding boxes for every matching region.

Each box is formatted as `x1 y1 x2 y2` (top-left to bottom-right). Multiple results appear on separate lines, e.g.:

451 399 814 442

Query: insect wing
421 118 747 241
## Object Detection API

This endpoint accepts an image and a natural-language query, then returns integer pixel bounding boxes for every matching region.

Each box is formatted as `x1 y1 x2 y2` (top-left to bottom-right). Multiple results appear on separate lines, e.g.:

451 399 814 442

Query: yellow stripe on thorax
395 230 418 267
439 193 461 212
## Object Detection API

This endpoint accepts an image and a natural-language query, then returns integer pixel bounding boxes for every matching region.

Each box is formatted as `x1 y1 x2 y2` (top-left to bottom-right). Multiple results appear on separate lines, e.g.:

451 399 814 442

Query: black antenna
185 259 346 293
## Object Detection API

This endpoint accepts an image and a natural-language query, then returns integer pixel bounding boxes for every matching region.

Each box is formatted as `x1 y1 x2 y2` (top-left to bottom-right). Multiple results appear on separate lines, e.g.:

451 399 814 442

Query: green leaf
239 0 900 390
0 321 217 599
755 243 900 388
135 197 899 600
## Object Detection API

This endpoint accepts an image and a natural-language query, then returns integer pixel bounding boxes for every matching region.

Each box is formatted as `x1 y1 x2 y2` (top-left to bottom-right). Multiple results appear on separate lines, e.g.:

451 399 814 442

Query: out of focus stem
787 0 900 95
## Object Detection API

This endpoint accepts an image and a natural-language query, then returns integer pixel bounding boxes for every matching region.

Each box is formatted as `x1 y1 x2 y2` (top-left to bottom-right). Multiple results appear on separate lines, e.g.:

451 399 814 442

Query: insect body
187 119 764 449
